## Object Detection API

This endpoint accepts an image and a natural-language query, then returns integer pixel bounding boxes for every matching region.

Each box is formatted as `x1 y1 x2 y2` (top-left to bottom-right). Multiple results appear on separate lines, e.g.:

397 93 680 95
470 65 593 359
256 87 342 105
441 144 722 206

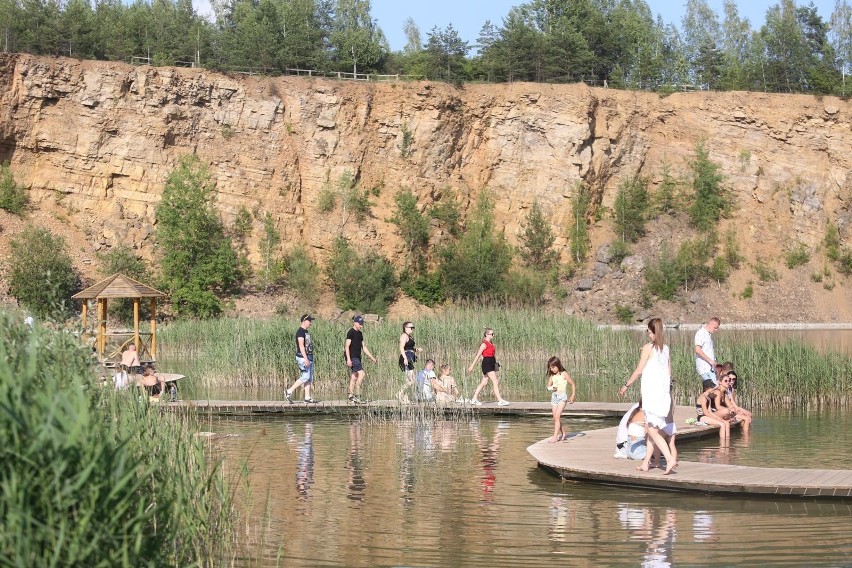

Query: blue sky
370 0 836 52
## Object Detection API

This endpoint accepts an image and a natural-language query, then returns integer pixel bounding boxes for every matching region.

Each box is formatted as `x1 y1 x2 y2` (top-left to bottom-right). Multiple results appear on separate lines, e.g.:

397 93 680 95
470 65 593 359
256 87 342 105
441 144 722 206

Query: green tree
568 183 591 264
613 175 650 242
155 155 242 318
8 226 78 320
682 0 722 87
425 23 469 81
326 236 397 314
97 244 147 323
518 200 557 270
388 189 429 273
329 0 387 75
831 0 852 93
0 162 27 215
258 212 282 293
283 245 319 305
688 143 728 231
438 193 512 300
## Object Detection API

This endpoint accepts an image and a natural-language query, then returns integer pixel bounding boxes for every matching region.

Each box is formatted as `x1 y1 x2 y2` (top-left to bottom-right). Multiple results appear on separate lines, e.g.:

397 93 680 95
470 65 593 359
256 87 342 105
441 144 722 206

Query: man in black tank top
345 315 377 403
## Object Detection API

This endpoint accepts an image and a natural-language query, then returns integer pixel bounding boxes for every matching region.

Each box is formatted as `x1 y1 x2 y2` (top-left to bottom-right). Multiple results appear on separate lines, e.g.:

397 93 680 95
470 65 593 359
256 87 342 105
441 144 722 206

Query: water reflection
295 423 314 501
346 422 366 502
472 420 507 499
619 505 677 567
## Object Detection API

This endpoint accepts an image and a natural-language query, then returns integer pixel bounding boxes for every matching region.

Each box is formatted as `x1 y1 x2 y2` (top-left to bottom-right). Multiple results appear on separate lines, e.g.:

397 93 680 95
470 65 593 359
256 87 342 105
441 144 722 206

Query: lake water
212 413 852 567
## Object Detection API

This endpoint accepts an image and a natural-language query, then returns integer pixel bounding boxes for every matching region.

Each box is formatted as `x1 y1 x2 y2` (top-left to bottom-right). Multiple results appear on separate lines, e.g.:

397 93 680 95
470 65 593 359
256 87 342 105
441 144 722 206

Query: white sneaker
470 398 482 406
497 400 510 406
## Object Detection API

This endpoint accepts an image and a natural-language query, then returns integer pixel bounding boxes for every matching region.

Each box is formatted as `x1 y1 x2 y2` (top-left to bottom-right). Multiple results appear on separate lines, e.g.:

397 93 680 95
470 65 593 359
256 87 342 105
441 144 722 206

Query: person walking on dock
620 318 677 475
285 314 317 404
694 317 721 388
545 356 576 442
467 327 509 406
345 315 377 404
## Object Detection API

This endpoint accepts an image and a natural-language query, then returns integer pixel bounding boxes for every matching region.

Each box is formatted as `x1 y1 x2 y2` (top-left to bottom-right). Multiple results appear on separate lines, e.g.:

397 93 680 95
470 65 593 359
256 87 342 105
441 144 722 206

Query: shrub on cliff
283 245 320 306
326 236 397 314
8 226 78 320
518 200 558 270
0 163 27 215
155 155 243 318
613 175 650 242
688 143 730 231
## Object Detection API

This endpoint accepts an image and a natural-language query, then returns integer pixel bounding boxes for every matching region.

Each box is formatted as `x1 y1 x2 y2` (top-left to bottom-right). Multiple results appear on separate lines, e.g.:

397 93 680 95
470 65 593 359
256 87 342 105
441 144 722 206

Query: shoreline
604 323 852 331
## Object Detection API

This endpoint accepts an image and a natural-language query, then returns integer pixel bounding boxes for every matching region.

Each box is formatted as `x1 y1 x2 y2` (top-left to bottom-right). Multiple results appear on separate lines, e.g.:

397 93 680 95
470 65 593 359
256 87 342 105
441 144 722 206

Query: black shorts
482 356 497 374
398 350 416 372
349 357 363 373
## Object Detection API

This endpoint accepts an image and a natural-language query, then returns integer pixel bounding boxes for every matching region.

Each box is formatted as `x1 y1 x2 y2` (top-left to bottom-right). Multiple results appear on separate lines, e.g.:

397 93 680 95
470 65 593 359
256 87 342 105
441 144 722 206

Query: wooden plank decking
528 405 852 499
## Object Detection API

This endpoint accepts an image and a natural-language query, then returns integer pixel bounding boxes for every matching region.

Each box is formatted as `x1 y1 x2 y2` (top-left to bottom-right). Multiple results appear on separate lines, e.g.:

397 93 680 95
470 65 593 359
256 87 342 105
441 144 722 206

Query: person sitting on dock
696 381 732 440
414 359 437 402
615 402 647 460
719 370 752 433
139 364 166 401
431 364 460 405
120 344 142 374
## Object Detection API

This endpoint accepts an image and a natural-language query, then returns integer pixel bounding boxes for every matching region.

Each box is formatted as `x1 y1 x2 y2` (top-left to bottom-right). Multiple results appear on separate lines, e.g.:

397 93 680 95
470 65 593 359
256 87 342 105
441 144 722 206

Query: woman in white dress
619 318 677 475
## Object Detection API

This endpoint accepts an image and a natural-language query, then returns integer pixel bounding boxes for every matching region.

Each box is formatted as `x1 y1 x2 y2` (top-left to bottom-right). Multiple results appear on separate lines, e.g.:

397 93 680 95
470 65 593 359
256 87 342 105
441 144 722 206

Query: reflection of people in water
295 423 314 500
471 421 505 499
548 496 576 542
692 510 716 542
347 422 367 501
618 504 677 567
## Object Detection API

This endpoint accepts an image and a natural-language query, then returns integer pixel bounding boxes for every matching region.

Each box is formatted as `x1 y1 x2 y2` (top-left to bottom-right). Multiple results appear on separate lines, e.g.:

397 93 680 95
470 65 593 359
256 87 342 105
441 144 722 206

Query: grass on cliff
158 308 852 409
0 311 233 566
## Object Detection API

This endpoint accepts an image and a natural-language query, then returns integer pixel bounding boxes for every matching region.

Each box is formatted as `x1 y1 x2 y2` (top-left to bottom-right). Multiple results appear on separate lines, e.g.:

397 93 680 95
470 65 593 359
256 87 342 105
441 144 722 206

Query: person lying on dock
719 370 751 432
696 382 732 440
614 402 647 460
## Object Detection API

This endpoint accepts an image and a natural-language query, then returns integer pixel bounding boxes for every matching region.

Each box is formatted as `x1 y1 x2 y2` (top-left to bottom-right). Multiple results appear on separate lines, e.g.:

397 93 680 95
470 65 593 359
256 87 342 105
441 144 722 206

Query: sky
369 0 837 52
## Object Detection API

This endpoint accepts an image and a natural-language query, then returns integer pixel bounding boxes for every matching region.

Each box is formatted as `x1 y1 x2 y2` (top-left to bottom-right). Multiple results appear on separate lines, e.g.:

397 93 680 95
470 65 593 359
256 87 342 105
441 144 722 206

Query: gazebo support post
133 298 140 354
150 298 157 360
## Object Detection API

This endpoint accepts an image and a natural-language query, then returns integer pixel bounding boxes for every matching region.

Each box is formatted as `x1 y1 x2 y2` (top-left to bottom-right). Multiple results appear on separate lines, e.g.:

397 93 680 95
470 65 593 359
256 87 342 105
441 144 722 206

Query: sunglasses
406 326 415 329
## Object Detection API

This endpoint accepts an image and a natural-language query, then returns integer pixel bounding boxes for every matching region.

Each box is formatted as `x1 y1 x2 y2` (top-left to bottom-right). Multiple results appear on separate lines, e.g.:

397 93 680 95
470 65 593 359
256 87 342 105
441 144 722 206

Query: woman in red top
466 327 510 406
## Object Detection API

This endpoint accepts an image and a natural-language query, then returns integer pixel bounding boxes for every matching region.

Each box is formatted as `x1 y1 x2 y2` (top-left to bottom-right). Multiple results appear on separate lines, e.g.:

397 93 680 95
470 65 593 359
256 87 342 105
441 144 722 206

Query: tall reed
0 312 233 566
158 308 852 409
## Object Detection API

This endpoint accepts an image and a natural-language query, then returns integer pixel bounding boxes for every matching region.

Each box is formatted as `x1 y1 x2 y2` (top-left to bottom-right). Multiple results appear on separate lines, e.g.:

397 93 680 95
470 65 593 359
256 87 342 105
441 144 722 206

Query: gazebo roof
72 273 166 300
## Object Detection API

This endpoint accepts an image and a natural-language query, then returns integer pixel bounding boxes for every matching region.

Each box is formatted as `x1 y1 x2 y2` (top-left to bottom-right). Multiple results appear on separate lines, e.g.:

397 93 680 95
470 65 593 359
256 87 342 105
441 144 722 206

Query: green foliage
609 239 631 267
317 187 336 212
752 257 780 282
499 267 547 306
320 171 372 228
785 242 810 269
401 270 445 307
0 312 231 565
724 230 744 269
399 123 413 157
739 149 752 171
655 164 680 215
824 221 852 274
231 205 253 280
568 183 592 264
741 281 754 299
283 245 319 306
97 244 148 324
258 212 283 293
155 155 242 318
326 236 397 314
613 175 650 242
710 256 731 282
428 187 461 236
615 304 635 324
388 189 430 273
438 193 512 301
0 163 27 215
518 200 558 270
8 226 78 320
688 143 729 230
643 235 715 300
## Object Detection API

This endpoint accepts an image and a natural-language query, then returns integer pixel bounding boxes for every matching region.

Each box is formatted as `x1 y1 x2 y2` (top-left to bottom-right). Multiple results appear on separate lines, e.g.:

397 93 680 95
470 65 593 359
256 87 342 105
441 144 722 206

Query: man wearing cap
694 317 721 389
286 314 318 403
345 315 377 404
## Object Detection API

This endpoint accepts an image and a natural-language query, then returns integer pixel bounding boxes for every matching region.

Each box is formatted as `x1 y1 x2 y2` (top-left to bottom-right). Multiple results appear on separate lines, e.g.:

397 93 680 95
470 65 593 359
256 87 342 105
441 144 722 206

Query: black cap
353 315 365 324
301 314 315 322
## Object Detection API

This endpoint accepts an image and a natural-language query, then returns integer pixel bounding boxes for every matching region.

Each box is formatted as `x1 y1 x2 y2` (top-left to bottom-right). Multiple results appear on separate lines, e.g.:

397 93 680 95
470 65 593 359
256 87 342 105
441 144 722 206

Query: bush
615 304 634 324
97 244 148 323
388 189 430 273
741 281 754 299
438 194 512 301
724 230 743 269
655 164 680 215
326 236 397 314
688 143 729 230
401 270 445 307
0 312 231 565
0 162 27 215
499 268 547 306
609 239 631 266
710 256 731 282
8 226 78 320
258 212 283 293
428 187 461 236
613 175 650 242
643 235 714 300
752 257 780 282
518 200 558 270
317 187 336 212
825 222 841 261
785 242 810 269
283 245 320 305
155 155 243 318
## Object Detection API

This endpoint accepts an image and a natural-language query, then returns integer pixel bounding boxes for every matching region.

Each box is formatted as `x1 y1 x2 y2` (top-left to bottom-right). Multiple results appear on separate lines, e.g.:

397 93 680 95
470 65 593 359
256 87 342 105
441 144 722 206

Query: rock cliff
0 53 849 322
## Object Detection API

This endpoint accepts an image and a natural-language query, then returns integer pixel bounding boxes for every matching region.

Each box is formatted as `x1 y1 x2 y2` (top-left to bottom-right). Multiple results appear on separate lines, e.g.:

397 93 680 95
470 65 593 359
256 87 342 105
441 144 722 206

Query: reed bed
159 308 852 409
0 312 233 566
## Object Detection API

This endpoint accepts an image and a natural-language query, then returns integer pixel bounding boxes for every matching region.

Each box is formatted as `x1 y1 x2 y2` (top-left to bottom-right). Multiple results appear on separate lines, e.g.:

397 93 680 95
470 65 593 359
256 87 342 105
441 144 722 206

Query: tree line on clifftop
3 148 852 322
3 0 852 94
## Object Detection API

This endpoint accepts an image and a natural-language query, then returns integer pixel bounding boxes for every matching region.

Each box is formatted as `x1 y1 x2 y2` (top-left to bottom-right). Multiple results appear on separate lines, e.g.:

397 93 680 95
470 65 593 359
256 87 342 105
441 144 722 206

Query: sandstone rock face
0 54 850 322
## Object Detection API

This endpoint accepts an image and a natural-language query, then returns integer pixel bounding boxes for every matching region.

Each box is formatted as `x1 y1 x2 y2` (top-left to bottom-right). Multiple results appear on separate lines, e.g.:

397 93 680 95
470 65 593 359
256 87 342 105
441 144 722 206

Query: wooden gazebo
72 274 166 362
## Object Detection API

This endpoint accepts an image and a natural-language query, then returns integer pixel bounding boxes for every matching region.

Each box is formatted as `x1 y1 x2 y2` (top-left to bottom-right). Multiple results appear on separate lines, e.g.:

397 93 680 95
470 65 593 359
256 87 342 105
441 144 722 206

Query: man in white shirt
694 317 721 388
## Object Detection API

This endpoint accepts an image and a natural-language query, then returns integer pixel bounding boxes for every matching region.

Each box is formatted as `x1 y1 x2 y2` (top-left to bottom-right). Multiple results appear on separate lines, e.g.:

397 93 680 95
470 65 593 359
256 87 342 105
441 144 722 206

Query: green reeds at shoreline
159 308 852 409
0 312 233 566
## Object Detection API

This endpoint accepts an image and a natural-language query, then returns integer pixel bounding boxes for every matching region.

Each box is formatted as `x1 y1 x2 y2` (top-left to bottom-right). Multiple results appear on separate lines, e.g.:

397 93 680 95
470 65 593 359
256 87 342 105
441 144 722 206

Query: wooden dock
528 405 852 499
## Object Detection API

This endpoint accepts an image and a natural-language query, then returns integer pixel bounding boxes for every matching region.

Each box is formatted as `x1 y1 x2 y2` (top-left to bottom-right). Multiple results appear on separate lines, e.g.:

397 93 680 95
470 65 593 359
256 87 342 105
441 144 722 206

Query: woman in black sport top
396 321 418 401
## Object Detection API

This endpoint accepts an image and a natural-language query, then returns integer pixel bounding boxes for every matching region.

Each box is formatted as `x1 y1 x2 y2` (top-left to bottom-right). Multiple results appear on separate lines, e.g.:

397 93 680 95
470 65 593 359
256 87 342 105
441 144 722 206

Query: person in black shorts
345 315 377 403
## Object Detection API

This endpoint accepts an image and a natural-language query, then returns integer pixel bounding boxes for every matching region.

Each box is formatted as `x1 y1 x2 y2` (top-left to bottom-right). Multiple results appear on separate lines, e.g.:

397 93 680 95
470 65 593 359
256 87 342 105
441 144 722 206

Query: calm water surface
211 413 852 567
